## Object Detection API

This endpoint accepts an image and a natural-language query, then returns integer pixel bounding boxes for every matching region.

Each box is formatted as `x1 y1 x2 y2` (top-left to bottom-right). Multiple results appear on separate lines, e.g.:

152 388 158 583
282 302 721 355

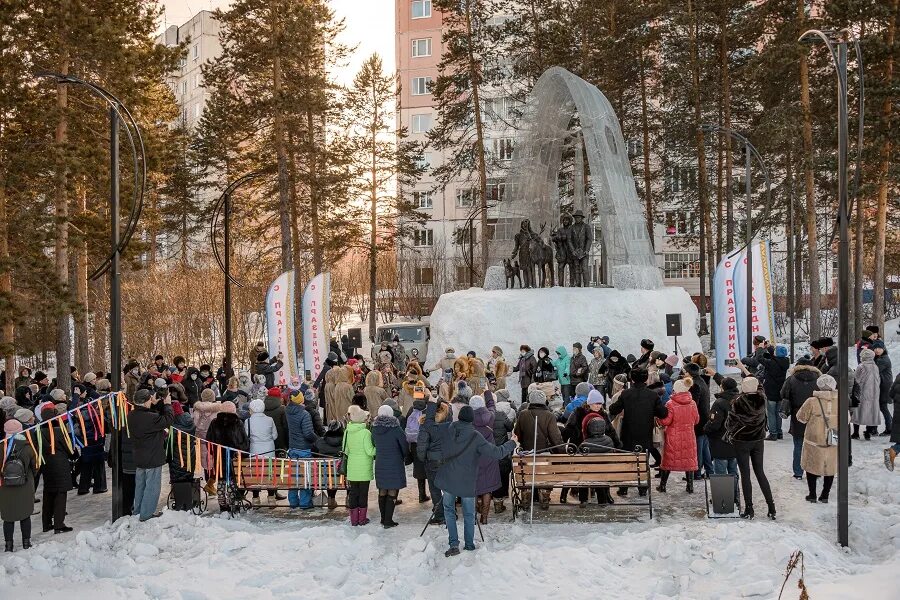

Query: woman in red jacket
657 377 700 493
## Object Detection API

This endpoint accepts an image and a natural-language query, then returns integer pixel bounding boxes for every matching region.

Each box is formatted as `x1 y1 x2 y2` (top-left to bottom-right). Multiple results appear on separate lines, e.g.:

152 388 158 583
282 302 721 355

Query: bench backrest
231 455 346 490
512 452 650 486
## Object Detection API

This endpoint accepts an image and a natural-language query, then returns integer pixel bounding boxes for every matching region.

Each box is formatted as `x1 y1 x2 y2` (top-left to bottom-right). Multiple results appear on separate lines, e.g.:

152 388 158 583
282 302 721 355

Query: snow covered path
1 436 897 599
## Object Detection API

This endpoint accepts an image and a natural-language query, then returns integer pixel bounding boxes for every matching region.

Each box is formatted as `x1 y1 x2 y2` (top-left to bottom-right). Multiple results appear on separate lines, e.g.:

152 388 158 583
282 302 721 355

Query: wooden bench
227 455 347 510
511 450 652 520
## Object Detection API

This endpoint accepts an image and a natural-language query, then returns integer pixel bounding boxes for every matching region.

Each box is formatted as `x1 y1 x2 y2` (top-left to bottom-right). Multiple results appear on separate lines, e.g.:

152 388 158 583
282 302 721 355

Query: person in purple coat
471 393 501 524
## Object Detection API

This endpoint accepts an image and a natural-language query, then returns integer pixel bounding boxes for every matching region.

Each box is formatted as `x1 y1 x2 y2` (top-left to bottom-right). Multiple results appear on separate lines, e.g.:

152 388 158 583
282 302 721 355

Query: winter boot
203 479 217 495
4 541 12 553
559 488 568 504
539 490 551 510
378 495 387 525
657 470 669 493
349 508 359 526
22 538 31 550
358 508 370 525
383 497 398 529
884 448 896 472
766 502 777 520
327 496 338 510
479 494 491 524
686 473 694 494
418 479 429 503
493 499 506 514
740 506 755 520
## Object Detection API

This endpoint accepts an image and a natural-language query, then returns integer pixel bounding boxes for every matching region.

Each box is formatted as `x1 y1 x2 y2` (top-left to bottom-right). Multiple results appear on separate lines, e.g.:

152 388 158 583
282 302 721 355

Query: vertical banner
265 271 300 386
302 272 331 381
732 248 749 357
732 240 776 361
713 251 741 374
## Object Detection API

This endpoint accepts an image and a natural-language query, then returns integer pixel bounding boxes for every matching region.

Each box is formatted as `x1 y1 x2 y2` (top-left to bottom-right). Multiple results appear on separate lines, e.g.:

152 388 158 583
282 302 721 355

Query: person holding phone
127 388 174 522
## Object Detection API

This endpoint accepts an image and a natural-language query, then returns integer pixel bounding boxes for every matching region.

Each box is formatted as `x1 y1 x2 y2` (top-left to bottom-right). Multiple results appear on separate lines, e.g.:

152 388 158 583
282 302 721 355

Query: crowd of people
1 326 898 558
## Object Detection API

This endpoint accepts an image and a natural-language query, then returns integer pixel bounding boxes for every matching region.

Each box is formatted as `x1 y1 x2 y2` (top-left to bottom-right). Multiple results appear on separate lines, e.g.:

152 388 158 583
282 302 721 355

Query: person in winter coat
314 421 345 509
431 348 458 373
725 377 776 520
14 386 33 411
205 402 249 512
552 345 573 403
705 372 740 507
633 339 655 371
222 376 249 407
39 405 78 533
852 348 881 439
123 362 141 401
875 347 893 436
683 362 712 479
371 404 408 528
433 402 516 557
579 418 618 505
532 347 557 385
312 353 337 409
759 345 790 440
514 389 564 509
588 348 605 389
128 388 176 522
285 393 318 509
492 391 515 513
182 366 206 408
398 363 427 414
418 398 452 524
192 389 225 493
796 374 839 503
12 366 32 391
344 405 376 526
261 387 288 451
469 394 500 523
598 350 630 396
569 342 590 388
403 399 429 504
450 381 473 422
1 419 37 552
779 359 821 479
249 342 266 377
513 345 538 404
167 403 197 490
488 346 509 391
657 378 699 494
301 386 325 437
363 370 389 410
329 365 355 424
884 373 900 470
254 352 284 389
244 399 279 505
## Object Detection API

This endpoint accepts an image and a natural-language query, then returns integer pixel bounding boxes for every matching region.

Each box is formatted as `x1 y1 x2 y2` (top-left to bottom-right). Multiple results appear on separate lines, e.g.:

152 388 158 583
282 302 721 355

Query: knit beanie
14 408 33 424
469 395 486 410
674 378 692 394
816 374 837 391
377 404 394 418
574 382 593 398
249 399 266 413
861 329 873 340
50 388 66 403
199 388 215 403
528 389 547 406
587 389 605 407
4 419 23 435
171 400 184 417
740 377 760 394
775 345 788 358
495 389 510 403
665 354 680 368
83 372 97 384
720 377 738 391
458 405 475 423
267 386 282 398
348 404 369 423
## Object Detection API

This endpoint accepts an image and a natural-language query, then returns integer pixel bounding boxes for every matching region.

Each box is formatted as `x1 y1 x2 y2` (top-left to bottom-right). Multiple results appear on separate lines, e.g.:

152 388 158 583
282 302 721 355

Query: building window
411 113 432 134
181 80 187 95
492 138 514 161
414 191 432 208
411 0 432 19
414 152 431 170
664 210 696 235
456 188 475 208
413 229 434 247
412 38 432 57
192 44 200 60
666 165 697 193
194 74 202 89
664 252 701 279
484 96 517 122
181 107 187 123
411 76 433 96
486 178 506 203
194 104 201 118
414 267 434 285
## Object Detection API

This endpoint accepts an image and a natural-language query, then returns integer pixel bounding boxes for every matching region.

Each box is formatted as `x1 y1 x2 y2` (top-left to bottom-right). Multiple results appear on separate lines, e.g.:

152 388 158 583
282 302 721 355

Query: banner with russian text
265 270 300 386
302 272 331 381
713 251 742 374
732 240 776 361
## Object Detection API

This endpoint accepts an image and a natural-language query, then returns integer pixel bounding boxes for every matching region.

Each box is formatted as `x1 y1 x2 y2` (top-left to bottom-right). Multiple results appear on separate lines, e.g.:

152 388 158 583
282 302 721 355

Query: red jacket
659 391 700 472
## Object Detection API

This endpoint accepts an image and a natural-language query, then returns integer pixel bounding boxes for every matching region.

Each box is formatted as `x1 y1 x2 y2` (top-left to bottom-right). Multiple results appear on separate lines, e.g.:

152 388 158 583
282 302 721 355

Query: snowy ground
1 431 897 599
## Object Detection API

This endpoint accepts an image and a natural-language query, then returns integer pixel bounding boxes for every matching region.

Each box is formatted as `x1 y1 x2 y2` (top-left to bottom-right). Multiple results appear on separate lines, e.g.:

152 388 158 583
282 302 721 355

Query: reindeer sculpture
533 224 555 287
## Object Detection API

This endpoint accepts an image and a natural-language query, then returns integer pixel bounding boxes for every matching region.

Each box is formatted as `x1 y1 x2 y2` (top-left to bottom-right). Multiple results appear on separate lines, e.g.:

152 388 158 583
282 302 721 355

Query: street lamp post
210 172 262 372
34 72 146 522
699 125 772 356
799 28 861 549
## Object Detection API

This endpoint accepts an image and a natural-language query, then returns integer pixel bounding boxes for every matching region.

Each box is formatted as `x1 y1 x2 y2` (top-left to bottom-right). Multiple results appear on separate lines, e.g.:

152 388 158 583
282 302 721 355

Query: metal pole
788 196 795 362
109 105 124 522
836 40 850 549
224 192 233 373
469 216 474 287
745 141 753 355
698 197 709 335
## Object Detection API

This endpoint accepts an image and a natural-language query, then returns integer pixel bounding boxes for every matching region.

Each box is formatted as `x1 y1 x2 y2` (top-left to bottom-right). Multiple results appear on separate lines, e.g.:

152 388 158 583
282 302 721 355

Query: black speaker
666 314 682 337
347 328 363 350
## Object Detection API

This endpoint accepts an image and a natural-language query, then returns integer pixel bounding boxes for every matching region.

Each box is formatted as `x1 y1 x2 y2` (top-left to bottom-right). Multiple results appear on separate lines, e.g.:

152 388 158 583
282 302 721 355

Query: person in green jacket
553 345 573 404
344 404 376 526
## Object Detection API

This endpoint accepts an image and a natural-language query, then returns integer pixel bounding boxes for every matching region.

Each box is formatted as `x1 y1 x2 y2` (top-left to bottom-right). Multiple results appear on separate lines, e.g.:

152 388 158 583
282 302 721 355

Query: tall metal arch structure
491 67 662 290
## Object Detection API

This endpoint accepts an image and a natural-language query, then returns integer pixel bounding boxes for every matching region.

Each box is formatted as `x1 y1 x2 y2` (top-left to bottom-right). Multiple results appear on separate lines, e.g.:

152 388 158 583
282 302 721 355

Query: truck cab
371 321 430 364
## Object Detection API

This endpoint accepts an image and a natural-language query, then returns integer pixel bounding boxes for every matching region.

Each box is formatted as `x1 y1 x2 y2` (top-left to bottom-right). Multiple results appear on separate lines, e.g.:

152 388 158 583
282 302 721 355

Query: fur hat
14 408 34 424
95 378 111 391
683 362 702 377
491 346 503 356
33 371 48 383
348 404 368 423
249 399 266 414
640 339 654 351
720 377 738 391
630 368 649 384
49 388 66 403
817 374 837 391
4 419 23 435
811 337 834 349
458 405 475 423
83 372 97 384
528 389 547 406
574 382 593 398
377 404 394 418
674 378 693 394
866 325 880 335
469 395 486 410
134 389 153 404
455 382 473 402
861 329 873 340
257 351 270 362
587 389 605 407
200 388 216 403
219 401 237 414
796 357 813 366
740 377 760 394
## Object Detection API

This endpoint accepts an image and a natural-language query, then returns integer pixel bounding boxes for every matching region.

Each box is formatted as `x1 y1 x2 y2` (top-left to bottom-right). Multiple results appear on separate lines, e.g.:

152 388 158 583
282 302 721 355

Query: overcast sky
158 0 396 85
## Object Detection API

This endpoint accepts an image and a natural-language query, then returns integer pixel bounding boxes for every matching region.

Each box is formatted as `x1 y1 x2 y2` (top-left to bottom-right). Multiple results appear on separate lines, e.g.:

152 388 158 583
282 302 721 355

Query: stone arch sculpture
491 67 662 290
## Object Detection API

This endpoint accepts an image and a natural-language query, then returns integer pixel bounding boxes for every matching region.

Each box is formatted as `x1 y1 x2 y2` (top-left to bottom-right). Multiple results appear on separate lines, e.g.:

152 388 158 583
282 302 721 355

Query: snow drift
426 286 702 369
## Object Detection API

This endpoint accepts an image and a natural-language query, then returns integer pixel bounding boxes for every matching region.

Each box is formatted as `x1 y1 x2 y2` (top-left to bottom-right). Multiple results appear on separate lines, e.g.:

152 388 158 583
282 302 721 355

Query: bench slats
514 454 645 464
517 472 648 484
516 463 646 475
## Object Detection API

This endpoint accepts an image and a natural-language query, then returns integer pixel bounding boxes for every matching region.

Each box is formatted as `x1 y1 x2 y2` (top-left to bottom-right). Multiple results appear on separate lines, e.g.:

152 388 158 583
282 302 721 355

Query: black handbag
337 431 348 476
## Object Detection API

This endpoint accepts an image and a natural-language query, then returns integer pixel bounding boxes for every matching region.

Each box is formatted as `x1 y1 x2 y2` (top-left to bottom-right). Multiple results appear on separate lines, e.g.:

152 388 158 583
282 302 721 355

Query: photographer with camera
127 387 174 522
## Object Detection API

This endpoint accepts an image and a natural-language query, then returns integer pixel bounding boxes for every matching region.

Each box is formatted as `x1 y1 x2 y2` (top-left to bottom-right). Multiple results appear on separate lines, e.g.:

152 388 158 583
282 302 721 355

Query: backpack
1 452 27 487
405 408 422 443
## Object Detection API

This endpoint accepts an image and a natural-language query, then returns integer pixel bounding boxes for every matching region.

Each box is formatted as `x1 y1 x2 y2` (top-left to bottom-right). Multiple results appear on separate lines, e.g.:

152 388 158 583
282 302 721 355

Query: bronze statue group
507 212 593 289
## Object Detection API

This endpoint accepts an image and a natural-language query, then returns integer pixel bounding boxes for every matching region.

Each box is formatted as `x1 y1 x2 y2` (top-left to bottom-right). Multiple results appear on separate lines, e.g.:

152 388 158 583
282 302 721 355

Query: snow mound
426 286 701 369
